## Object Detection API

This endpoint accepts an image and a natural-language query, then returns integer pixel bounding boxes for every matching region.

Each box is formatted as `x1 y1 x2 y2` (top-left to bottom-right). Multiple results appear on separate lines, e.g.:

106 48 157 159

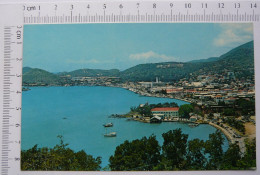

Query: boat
188 123 199 127
22 87 31 91
103 122 113 127
104 132 117 137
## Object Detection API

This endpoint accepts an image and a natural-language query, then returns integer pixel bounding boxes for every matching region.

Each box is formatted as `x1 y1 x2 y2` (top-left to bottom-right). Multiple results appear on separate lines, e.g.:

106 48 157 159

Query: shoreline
209 122 233 143
25 85 233 145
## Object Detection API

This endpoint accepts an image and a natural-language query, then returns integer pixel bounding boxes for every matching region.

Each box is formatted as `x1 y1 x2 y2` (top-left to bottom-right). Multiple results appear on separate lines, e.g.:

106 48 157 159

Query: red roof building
151 107 179 119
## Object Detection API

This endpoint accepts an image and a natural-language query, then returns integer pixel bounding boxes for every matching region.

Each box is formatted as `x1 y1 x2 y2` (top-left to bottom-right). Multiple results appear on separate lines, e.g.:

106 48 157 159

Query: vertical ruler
0 4 23 175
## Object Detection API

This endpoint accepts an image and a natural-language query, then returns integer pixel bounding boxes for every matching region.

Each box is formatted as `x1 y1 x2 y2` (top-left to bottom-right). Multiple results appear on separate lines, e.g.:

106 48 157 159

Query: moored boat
104 132 117 137
103 122 113 127
188 123 199 127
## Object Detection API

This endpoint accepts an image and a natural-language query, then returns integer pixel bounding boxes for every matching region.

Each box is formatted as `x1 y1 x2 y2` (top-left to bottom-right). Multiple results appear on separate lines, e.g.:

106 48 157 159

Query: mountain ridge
22 40 254 85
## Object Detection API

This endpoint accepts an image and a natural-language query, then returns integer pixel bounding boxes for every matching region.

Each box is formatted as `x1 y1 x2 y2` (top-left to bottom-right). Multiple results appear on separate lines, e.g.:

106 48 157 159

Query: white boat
103 122 113 127
104 132 117 137
188 123 199 127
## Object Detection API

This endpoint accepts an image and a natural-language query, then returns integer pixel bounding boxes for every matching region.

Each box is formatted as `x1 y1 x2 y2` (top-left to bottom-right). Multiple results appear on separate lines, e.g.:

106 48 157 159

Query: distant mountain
120 41 254 82
58 68 120 77
23 68 61 85
120 62 204 82
22 41 254 85
194 41 254 79
188 57 219 63
22 67 33 74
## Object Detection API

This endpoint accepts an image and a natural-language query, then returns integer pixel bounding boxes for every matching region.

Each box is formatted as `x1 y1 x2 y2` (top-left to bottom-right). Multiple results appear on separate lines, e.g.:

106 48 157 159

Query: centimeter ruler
23 1 260 24
0 1 260 175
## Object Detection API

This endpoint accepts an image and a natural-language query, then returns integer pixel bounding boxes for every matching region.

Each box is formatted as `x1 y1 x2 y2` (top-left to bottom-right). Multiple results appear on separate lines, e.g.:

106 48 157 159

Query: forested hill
58 68 120 77
190 41 254 80
22 41 254 85
120 41 254 82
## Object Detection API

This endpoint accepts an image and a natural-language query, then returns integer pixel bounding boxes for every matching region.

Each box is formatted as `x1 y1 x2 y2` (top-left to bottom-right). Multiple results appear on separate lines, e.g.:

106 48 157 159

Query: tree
21 135 101 171
235 99 255 115
186 139 207 170
178 104 194 118
204 130 224 170
160 129 188 170
109 135 161 171
238 138 256 169
223 108 235 116
220 143 241 170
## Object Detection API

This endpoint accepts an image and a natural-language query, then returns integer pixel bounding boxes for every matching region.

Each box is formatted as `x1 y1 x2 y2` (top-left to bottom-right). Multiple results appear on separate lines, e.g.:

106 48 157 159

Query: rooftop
151 107 179 112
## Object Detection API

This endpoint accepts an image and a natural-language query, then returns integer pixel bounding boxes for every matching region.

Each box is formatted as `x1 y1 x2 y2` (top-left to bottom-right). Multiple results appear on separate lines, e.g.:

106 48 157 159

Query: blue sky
23 23 253 72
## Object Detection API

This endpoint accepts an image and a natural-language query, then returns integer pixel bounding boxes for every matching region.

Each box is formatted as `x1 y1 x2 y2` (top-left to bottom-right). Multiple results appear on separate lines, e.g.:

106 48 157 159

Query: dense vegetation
234 98 255 115
109 129 256 171
22 67 62 85
22 41 254 85
223 117 245 134
130 102 179 117
21 136 101 171
178 104 194 118
21 129 256 171
58 68 120 77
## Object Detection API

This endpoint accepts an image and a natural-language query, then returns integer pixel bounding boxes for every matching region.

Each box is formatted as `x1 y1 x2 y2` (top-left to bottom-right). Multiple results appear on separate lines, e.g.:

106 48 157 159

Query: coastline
25 85 233 145
209 122 233 143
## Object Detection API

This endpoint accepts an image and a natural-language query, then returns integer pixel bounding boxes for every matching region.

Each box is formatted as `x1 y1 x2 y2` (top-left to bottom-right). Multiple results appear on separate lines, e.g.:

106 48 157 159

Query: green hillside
194 41 254 79
120 62 204 82
59 68 120 77
22 41 254 85
23 68 62 85
120 41 254 82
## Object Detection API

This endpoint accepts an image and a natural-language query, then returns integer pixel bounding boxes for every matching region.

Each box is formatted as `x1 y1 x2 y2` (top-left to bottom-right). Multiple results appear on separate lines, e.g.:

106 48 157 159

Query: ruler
0 1 260 175
22 1 260 24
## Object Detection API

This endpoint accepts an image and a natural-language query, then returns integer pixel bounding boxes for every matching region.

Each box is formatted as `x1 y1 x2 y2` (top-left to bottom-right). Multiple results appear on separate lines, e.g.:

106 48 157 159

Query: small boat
103 123 113 127
104 132 117 137
188 123 199 127
22 87 31 91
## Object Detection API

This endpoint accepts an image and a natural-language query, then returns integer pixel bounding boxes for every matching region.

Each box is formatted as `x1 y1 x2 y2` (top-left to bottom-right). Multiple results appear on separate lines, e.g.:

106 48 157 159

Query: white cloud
129 51 177 62
214 24 253 46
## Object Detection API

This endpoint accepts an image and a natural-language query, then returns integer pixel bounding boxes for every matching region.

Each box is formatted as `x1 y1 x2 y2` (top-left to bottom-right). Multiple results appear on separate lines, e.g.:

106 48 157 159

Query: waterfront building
189 116 197 122
151 107 179 120
150 116 162 123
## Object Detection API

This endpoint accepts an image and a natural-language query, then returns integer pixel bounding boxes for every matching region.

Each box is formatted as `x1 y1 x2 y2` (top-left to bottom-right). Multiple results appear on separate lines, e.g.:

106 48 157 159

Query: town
24 67 254 156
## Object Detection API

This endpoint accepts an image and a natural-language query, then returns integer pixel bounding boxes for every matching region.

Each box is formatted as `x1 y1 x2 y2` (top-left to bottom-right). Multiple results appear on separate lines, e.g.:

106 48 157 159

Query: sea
22 86 229 168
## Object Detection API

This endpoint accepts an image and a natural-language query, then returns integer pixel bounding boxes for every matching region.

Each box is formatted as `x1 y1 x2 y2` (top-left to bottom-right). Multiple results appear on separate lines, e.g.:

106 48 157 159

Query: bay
22 86 229 168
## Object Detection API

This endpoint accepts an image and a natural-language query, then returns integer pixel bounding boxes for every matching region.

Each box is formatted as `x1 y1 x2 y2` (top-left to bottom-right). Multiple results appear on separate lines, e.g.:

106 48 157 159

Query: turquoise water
22 86 229 167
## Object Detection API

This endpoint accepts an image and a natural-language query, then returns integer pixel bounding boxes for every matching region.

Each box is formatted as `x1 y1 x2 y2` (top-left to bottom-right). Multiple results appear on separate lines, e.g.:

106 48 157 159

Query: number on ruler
70 5 73 10
170 3 173 8
185 3 191 8
251 3 257 8
235 3 240 8
136 3 140 8
87 4 90 9
16 30 21 39
202 3 207 8
218 3 225 8
119 4 123 9
103 4 106 9
153 3 156 9
54 4 57 10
